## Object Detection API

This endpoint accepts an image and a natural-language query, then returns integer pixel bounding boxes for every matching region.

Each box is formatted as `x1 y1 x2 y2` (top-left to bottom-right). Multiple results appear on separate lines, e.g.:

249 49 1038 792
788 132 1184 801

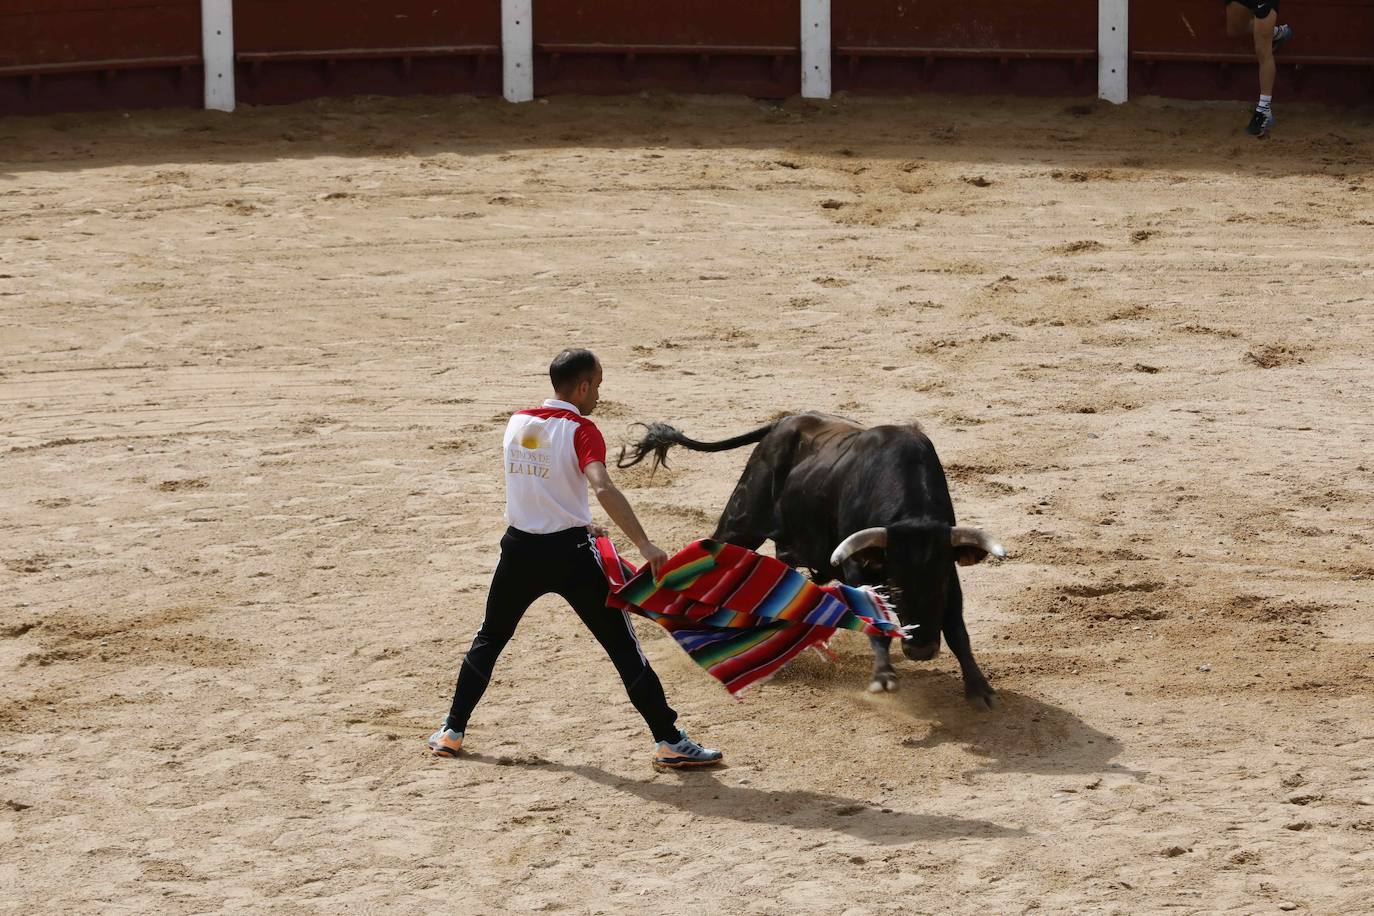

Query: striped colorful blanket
594 537 905 697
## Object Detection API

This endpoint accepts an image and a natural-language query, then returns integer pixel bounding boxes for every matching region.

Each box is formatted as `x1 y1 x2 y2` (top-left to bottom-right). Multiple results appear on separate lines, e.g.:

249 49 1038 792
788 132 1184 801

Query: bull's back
798 422 955 528
769 420 950 568
775 411 866 456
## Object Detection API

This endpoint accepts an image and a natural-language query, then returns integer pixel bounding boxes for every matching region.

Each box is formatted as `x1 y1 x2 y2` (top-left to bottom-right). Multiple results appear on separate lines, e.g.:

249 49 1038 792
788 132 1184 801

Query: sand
2 93 1372 915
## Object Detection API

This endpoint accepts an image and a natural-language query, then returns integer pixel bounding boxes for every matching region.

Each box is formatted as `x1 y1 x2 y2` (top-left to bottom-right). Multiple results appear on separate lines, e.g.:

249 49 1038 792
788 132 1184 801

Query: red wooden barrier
1131 0 1374 104
832 0 1099 96
532 0 800 96
0 0 202 115
233 0 503 105
0 1 1369 115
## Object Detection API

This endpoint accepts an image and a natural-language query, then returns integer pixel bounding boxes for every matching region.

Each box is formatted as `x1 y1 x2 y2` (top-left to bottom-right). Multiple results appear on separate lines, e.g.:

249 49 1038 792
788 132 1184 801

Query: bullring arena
4 17 1374 916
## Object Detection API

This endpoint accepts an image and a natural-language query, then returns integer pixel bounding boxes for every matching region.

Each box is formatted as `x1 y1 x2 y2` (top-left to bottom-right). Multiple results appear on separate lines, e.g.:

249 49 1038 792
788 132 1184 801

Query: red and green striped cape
595 537 904 697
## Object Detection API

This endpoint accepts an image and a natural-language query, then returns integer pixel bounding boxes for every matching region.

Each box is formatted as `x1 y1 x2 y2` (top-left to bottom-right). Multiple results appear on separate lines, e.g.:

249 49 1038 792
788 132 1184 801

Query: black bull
619 412 1005 706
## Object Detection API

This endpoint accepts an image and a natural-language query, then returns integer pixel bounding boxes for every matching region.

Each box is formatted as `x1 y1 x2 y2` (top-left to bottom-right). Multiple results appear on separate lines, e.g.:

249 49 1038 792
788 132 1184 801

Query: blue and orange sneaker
427 727 464 757
653 732 724 769
1272 24 1293 52
1245 107 1276 137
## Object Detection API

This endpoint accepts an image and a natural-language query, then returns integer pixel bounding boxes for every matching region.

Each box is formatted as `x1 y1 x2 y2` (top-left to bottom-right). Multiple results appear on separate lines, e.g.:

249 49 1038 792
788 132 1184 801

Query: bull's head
830 520 1005 661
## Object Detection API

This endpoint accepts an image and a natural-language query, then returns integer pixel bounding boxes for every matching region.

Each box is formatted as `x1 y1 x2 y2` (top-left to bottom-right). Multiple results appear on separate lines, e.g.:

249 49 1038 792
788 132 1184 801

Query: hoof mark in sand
155 478 208 492
1053 240 1104 255
4 555 53 573
1245 345 1306 369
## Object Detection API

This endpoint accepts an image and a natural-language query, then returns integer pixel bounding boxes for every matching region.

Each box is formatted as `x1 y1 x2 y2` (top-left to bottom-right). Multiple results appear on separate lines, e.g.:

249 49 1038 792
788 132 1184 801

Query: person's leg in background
1225 0 1255 41
1226 1 1291 136
1248 9 1278 135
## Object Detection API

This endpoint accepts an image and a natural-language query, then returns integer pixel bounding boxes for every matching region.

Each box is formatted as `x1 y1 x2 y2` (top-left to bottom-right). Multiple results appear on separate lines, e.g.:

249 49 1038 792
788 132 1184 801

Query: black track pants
444 526 680 743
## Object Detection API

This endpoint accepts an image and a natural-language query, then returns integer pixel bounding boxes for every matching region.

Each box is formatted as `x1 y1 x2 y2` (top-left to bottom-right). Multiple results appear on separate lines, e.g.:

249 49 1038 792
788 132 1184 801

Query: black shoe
1272 24 1293 52
1245 108 1275 137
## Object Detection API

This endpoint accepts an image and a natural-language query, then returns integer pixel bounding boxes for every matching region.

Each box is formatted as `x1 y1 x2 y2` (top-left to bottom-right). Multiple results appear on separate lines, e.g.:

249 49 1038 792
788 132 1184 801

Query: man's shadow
460 752 1025 845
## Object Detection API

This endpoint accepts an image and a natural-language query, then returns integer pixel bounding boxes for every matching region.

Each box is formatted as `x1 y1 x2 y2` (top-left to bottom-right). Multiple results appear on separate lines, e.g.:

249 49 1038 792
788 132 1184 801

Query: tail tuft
616 417 781 470
617 422 685 471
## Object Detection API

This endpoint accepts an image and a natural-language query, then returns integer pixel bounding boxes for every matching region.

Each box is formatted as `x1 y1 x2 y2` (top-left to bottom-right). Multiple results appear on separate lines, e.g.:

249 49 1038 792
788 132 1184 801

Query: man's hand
585 461 669 577
587 523 609 540
641 542 669 579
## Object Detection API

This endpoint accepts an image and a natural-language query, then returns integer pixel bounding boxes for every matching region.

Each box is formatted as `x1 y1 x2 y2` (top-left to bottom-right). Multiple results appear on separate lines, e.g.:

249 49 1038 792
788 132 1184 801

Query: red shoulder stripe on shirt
574 421 607 470
511 408 606 470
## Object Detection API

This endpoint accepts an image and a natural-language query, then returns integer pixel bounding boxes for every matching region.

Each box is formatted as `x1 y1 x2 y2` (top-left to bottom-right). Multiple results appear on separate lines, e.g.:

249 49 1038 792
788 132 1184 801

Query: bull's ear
950 527 1006 566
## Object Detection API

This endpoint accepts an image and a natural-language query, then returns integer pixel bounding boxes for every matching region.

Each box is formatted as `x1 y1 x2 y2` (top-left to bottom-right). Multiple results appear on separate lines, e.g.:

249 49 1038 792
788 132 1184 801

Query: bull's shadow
772 655 1133 778
461 753 1025 845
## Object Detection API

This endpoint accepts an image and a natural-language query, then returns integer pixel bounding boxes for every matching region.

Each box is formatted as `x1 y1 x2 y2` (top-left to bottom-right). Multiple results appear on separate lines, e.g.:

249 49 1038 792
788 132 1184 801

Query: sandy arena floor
2 93 1372 915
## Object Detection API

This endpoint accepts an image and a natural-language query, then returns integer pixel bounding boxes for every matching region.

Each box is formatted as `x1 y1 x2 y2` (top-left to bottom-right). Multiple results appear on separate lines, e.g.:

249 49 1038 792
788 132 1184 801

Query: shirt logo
509 427 551 479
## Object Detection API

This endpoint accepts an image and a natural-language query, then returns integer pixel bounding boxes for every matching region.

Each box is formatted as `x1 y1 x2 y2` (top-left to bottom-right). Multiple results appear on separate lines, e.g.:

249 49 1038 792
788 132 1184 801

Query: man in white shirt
429 349 724 768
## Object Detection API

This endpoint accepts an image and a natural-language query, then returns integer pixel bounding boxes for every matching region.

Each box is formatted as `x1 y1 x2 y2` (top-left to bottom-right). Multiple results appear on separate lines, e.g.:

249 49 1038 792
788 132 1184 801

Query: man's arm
584 461 668 577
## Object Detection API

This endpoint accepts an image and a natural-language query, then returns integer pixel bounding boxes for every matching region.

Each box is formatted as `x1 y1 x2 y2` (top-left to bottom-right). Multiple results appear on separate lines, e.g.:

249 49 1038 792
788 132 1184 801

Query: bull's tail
617 420 778 471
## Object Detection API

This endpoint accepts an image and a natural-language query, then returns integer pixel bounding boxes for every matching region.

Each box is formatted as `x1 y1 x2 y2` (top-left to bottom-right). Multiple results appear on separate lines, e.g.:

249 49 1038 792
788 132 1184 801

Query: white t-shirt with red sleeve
503 398 607 534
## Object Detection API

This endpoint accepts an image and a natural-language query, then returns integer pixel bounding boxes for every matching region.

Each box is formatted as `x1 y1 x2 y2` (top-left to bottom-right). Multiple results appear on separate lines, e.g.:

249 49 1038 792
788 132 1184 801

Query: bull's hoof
868 672 899 693
965 681 996 709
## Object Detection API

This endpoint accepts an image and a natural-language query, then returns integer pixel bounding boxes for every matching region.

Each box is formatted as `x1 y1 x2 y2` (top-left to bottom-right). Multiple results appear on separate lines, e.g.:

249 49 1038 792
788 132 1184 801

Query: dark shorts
1226 0 1278 18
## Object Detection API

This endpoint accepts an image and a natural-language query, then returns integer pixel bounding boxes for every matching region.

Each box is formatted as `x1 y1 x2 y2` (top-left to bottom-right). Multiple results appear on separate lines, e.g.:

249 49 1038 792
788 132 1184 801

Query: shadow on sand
772 656 1142 778
3 92 1364 182
460 752 1026 845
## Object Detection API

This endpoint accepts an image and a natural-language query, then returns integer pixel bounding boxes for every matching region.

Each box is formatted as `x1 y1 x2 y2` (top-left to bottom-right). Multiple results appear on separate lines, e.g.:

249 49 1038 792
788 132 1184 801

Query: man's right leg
442 535 547 737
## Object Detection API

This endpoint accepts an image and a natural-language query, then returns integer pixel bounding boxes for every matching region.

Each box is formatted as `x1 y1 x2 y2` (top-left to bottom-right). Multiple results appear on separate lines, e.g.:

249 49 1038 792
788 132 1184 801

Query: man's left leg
558 548 681 744
558 541 723 766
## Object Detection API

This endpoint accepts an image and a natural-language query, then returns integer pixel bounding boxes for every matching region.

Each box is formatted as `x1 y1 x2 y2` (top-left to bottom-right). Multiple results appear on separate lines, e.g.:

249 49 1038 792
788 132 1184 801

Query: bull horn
830 527 888 567
951 526 1006 560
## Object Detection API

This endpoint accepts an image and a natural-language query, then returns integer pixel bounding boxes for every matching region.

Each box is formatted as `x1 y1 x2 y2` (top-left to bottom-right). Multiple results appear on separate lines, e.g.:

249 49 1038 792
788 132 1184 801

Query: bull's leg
714 526 767 551
710 459 780 550
712 425 802 551
712 497 768 551
867 635 899 693
775 543 807 569
942 572 995 708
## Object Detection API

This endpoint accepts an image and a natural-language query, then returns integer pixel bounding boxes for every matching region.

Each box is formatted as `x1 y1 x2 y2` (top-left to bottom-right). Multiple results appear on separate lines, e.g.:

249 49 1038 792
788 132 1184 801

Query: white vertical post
201 0 234 112
502 0 533 103
1098 0 1128 104
801 0 831 99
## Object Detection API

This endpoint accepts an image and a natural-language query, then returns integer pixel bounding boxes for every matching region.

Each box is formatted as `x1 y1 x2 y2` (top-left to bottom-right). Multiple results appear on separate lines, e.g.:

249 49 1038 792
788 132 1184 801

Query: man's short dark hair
549 348 598 392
